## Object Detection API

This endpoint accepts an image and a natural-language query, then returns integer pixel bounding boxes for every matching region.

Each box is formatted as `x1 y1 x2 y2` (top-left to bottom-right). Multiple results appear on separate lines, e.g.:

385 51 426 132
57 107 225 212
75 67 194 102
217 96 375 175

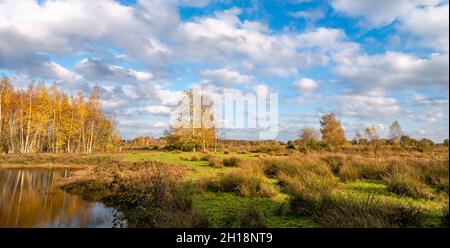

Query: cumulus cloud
288 8 326 24
399 3 449 51
200 68 255 85
176 9 354 69
331 0 448 51
332 51 449 92
417 112 445 123
0 0 171 76
333 94 407 119
331 0 442 27
293 78 319 93
139 105 172 115
75 58 153 82
0 0 448 141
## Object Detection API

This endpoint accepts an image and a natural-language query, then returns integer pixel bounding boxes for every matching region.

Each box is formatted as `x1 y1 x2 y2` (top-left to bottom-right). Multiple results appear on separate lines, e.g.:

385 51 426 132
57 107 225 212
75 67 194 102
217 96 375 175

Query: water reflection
0 168 123 228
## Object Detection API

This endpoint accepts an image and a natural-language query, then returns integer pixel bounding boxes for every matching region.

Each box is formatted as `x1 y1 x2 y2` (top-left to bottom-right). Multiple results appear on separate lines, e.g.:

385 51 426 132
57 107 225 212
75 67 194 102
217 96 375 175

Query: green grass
121 151 257 180
192 192 317 227
338 179 447 227
122 152 447 227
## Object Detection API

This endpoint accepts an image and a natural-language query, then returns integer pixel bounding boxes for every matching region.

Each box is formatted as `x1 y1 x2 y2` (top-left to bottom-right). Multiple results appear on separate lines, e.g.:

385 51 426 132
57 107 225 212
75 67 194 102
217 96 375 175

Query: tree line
0 77 120 154
296 113 448 152
163 90 447 153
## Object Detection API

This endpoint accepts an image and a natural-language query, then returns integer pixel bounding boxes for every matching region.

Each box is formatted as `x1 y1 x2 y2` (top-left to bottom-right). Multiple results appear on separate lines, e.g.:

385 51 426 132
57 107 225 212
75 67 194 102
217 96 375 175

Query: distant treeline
0 77 120 154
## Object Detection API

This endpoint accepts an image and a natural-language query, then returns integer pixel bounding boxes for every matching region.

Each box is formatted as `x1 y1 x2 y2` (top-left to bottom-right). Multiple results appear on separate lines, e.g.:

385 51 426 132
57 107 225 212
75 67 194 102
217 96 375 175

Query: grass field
1 149 448 227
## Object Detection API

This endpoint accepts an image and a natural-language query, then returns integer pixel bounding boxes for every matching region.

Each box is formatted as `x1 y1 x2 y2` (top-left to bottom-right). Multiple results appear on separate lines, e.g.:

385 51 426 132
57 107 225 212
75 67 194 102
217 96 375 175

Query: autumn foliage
0 77 120 154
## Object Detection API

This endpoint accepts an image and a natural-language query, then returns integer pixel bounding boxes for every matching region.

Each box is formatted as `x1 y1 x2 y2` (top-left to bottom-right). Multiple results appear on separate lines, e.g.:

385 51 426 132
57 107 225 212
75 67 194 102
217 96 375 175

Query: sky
0 0 448 142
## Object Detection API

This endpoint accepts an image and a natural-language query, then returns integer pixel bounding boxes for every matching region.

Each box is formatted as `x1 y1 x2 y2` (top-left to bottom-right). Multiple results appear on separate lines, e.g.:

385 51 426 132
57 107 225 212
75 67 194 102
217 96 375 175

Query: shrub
338 157 389 181
200 154 211 161
263 159 300 178
222 157 242 167
190 155 199 161
443 206 449 227
199 168 279 198
207 156 223 168
322 155 346 175
420 161 449 194
384 171 432 199
238 202 267 228
339 164 361 182
221 202 267 228
315 194 425 227
281 172 338 216
107 167 208 227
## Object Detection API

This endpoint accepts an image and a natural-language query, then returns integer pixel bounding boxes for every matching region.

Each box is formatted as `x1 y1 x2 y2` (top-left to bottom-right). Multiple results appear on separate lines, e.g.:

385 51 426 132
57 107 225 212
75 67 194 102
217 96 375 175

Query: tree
320 113 346 146
400 135 416 146
0 77 119 154
365 126 378 143
352 130 365 145
0 77 13 152
365 126 381 152
299 126 319 142
166 89 216 151
389 121 403 144
443 139 449 147
417 138 434 152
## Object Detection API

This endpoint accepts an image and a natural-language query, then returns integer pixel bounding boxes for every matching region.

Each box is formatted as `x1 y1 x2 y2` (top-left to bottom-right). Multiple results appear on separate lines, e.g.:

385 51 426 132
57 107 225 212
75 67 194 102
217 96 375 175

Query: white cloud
293 78 319 92
331 0 448 51
399 3 449 51
333 94 406 118
333 51 449 91
261 67 298 77
417 112 444 123
140 105 172 115
331 0 442 27
200 68 255 85
288 8 325 24
75 58 153 82
0 0 171 76
119 119 167 128
176 9 354 70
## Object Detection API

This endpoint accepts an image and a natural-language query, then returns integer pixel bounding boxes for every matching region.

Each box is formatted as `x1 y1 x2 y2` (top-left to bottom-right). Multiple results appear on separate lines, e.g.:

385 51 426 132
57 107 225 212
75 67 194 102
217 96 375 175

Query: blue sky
0 0 448 142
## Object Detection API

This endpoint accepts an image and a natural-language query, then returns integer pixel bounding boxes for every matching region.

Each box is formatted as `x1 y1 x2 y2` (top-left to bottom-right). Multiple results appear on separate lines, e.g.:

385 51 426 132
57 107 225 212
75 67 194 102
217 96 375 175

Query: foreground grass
192 192 316 227
122 151 257 180
2 150 447 227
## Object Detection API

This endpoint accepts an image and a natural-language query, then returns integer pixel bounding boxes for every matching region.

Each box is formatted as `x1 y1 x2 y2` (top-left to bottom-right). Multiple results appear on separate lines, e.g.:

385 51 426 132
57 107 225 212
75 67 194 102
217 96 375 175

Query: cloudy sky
0 0 448 142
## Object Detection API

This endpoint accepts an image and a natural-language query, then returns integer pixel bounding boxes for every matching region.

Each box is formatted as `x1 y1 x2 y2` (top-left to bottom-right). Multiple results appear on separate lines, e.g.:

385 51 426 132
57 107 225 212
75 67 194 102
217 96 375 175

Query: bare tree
299 126 320 142
389 121 403 144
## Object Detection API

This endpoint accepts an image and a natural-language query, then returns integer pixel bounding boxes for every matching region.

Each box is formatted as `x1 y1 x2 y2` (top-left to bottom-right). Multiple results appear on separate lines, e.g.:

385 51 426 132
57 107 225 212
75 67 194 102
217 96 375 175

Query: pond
0 168 124 228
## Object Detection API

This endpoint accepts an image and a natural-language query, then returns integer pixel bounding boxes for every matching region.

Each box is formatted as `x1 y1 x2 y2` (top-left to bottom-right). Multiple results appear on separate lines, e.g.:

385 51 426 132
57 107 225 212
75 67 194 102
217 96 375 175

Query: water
0 168 124 228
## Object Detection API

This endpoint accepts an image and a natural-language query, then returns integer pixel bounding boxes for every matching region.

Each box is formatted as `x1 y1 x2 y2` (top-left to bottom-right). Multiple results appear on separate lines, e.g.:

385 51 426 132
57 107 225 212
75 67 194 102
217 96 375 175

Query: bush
419 161 449 194
239 202 268 228
198 168 279 198
384 171 432 199
339 164 361 182
315 194 425 227
108 167 208 227
322 155 346 175
207 156 223 168
338 157 389 181
443 206 449 227
263 159 300 178
190 155 199 161
222 157 242 167
222 202 267 228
